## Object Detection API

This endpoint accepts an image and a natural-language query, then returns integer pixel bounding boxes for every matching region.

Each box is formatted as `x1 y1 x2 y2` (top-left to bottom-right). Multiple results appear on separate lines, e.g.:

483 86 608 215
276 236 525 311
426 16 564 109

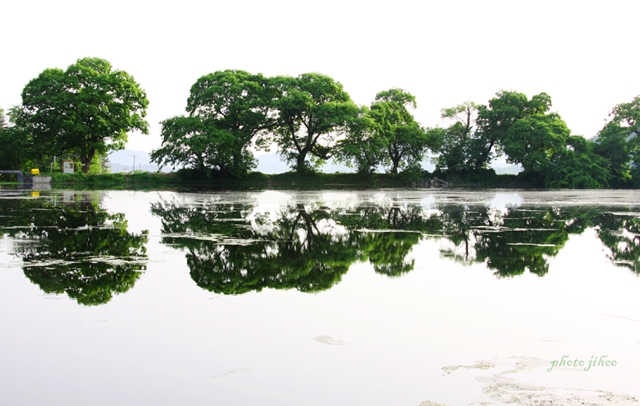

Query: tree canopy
152 70 274 178
593 95 640 186
369 88 432 174
477 91 570 175
271 73 358 173
434 101 498 175
334 106 384 174
17 57 149 173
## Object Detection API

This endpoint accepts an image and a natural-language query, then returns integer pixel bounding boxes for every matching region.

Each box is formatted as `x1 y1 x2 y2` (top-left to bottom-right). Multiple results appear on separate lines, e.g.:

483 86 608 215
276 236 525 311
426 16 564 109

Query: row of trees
149 70 436 177
150 69 640 187
2 57 639 188
432 92 639 188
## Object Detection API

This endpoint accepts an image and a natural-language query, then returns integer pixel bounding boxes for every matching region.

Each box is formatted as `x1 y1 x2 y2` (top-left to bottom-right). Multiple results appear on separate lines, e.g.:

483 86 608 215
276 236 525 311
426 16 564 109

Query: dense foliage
270 73 358 173
433 91 622 188
14 57 148 173
592 95 640 187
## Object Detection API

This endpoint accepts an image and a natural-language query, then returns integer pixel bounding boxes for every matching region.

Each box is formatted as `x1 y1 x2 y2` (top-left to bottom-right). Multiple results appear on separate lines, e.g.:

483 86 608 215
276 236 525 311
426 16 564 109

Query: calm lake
1 188 639 406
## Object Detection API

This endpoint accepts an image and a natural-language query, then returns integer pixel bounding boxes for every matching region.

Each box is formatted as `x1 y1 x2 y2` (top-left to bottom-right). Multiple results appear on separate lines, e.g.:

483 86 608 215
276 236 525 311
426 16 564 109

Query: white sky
2 0 639 153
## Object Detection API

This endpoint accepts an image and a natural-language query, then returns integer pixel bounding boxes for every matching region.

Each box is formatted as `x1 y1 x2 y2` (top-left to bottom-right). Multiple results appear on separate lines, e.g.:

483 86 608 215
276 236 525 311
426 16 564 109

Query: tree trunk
81 150 95 173
391 160 399 174
296 151 309 173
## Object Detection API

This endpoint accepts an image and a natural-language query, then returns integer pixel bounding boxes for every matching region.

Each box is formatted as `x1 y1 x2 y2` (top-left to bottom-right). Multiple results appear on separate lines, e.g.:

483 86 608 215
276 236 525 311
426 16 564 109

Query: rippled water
1 188 639 406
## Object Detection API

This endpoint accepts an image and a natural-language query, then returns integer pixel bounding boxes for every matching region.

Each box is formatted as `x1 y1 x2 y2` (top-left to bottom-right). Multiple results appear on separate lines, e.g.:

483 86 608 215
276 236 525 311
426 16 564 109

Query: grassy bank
36 170 534 189
0 168 576 191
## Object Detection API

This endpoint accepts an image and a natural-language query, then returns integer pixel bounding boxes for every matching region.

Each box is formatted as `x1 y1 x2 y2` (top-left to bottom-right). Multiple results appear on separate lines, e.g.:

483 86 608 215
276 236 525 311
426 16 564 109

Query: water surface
1 188 639 405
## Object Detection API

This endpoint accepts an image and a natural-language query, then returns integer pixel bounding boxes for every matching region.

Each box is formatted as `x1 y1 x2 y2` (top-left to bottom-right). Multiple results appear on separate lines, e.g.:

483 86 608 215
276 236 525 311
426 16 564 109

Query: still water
1 188 639 406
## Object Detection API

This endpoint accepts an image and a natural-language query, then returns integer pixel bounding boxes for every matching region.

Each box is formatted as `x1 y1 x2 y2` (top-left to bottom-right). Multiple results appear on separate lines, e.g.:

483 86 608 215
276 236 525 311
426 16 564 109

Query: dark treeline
1 58 639 187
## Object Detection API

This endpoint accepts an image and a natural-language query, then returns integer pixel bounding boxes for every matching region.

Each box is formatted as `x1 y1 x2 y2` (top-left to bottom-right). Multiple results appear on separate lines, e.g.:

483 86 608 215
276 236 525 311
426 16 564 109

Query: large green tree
545 135 610 189
593 95 640 186
0 106 37 173
17 57 149 173
477 91 570 178
334 106 385 174
151 115 246 177
369 88 432 174
152 70 274 178
435 101 498 175
271 73 358 173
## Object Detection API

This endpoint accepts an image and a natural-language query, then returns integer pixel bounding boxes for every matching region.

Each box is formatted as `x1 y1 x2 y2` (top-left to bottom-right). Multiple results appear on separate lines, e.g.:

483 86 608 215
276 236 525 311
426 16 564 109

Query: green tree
152 70 274 178
151 115 247 177
334 106 385 174
593 95 640 186
0 106 40 174
478 91 570 181
0 127 30 172
17 57 149 173
545 135 610 189
435 101 498 175
186 70 275 176
369 88 432 174
272 73 358 173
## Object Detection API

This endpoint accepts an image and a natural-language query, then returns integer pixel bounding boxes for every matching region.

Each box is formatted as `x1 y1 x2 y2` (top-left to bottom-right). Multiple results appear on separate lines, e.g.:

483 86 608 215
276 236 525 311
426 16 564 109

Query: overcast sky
2 0 639 153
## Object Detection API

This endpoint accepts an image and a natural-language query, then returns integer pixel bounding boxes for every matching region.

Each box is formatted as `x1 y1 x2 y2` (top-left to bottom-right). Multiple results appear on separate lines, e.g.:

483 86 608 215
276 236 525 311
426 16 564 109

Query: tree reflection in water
4 191 637 303
151 195 640 296
592 211 640 274
0 192 148 305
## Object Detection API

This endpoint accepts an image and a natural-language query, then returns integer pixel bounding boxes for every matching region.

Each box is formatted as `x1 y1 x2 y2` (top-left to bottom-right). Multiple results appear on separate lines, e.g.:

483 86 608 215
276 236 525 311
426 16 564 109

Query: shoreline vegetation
2 170 536 190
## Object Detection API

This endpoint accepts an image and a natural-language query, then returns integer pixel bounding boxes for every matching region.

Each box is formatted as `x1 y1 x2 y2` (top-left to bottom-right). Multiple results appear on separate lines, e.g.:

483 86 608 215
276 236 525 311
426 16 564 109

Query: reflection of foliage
438 204 640 277
434 205 571 277
438 205 495 264
592 212 640 274
475 208 569 278
1 194 148 305
150 194 640 296
362 232 420 277
333 203 440 277
152 199 360 294
151 198 436 294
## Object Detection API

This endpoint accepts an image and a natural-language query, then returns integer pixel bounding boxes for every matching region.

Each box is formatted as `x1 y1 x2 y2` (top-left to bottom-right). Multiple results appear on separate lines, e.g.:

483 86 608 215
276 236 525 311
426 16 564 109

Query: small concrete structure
0 170 51 184
0 170 28 183
63 161 74 174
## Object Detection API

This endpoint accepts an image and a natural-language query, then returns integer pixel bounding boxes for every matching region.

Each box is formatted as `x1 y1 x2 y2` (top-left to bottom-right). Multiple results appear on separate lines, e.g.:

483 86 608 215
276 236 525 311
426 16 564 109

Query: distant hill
107 150 172 173
254 153 356 174
107 149 521 175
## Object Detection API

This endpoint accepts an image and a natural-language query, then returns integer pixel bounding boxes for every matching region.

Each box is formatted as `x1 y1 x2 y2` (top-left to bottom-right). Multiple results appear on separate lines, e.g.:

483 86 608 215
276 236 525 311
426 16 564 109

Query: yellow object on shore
31 169 40 175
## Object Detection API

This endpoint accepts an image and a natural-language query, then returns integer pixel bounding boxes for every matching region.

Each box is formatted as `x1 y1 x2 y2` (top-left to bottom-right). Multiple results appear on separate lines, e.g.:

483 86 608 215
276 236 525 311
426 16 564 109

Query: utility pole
131 154 137 173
